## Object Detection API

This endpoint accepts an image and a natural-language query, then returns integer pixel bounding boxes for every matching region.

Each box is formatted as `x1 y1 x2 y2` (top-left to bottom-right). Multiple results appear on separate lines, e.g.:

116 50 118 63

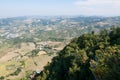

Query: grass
0 42 58 80
0 61 20 76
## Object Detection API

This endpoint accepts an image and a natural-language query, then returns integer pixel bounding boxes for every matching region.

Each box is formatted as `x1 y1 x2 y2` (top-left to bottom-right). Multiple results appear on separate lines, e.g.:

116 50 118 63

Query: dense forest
23 27 120 80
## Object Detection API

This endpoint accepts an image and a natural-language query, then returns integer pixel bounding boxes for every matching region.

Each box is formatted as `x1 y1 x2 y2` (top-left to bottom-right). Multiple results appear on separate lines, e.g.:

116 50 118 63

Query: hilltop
32 27 120 80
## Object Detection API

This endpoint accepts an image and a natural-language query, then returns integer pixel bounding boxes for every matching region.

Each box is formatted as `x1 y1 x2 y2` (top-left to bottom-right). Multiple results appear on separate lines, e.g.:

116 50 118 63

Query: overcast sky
0 0 120 17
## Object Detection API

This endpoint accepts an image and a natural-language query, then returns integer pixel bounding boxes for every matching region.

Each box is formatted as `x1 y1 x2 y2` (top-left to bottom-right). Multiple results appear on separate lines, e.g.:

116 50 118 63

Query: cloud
75 0 120 8
74 0 120 16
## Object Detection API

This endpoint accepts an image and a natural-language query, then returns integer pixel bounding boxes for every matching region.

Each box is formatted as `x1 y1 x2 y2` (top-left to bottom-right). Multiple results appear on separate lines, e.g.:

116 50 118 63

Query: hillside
32 27 120 80
0 16 120 80
0 42 56 80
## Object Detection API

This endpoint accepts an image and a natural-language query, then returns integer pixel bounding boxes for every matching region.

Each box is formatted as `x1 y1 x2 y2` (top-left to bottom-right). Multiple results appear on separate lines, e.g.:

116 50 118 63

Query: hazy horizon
0 0 120 18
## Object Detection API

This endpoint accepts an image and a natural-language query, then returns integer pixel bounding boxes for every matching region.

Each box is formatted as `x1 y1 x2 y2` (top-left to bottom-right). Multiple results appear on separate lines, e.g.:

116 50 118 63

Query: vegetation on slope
32 27 120 80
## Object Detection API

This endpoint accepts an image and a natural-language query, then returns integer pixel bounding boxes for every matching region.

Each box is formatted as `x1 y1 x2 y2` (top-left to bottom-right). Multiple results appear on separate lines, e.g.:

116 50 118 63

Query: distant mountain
0 16 120 42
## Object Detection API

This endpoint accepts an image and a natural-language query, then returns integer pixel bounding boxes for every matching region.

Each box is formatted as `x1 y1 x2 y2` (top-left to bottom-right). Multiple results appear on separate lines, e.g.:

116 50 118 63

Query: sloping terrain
33 27 120 80
0 42 55 80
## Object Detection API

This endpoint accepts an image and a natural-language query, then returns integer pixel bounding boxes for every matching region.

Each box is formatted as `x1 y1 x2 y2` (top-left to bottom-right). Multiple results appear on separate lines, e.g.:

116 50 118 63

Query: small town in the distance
0 15 120 80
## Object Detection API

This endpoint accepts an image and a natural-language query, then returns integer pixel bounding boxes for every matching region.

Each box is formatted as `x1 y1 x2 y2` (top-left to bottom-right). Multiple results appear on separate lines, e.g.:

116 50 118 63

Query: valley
0 16 120 79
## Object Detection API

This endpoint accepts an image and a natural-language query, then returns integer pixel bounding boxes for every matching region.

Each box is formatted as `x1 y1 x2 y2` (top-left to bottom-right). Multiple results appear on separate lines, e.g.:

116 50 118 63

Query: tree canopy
32 27 120 80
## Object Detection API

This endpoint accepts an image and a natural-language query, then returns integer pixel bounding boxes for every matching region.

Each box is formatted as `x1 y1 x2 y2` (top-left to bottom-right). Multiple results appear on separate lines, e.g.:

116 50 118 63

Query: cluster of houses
35 41 63 54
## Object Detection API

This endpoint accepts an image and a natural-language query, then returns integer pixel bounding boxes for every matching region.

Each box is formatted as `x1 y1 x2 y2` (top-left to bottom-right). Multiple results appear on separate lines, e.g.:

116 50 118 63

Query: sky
0 0 120 17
